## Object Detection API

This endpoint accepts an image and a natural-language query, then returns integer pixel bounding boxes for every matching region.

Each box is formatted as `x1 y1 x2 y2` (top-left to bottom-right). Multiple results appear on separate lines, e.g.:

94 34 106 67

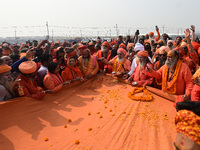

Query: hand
182 95 190 101
101 57 106 62
190 25 195 32
80 77 84 81
127 76 133 83
44 90 55 94
87 73 92 79
25 49 36 60
123 74 129 80
146 66 152 73
184 28 190 38
155 26 159 31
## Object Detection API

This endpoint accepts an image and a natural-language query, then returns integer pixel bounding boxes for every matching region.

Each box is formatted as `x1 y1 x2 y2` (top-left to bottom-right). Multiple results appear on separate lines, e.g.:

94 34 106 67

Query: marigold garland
155 78 162 85
113 58 126 72
162 60 182 94
128 87 153 101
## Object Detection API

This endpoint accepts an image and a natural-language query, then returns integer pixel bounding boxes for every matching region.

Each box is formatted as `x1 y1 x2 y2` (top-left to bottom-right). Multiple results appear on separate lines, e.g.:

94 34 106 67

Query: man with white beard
78 47 99 79
0 64 15 101
102 48 131 74
146 50 194 101
123 43 152 79
167 40 174 50
96 41 111 73
127 51 153 87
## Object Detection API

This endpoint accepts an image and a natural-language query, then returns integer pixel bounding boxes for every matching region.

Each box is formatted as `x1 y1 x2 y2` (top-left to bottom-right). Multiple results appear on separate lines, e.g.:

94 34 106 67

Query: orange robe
130 63 153 87
43 71 63 93
145 30 160 44
148 63 194 96
78 55 99 78
96 50 111 71
14 74 45 99
61 66 83 81
191 84 200 101
153 61 162 89
110 56 131 73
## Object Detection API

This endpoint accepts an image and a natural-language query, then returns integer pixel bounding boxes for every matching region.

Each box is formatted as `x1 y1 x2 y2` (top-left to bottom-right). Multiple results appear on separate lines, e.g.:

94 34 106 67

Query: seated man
146 50 194 101
102 48 131 75
127 51 153 87
78 48 99 79
153 46 169 89
0 65 15 101
96 41 111 73
14 61 53 99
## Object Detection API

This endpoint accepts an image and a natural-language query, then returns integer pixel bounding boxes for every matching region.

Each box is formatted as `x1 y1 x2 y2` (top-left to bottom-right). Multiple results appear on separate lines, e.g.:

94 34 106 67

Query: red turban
137 51 149 57
191 42 200 50
119 43 126 49
102 41 111 49
175 110 200 145
149 32 154 36
159 46 170 54
0 65 11 74
117 48 127 56
174 47 185 57
66 49 77 58
19 61 37 74
78 45 88 52
111 41 117 45
127 43 135 51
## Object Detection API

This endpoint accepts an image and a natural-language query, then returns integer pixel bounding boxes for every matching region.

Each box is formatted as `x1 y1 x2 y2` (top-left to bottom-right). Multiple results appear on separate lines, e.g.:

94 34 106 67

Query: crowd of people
1 25 199 101
0 25 200 149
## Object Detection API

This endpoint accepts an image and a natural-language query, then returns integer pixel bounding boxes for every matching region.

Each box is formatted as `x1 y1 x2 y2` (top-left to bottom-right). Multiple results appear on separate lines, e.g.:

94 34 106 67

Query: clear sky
0 0 199 37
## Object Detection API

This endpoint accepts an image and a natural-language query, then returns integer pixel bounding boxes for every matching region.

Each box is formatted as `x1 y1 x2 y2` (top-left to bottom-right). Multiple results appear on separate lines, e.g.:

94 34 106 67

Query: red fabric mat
0 74 176 150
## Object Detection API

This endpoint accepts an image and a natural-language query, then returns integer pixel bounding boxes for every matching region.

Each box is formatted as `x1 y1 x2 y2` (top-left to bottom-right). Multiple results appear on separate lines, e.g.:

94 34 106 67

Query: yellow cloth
0 65 11 74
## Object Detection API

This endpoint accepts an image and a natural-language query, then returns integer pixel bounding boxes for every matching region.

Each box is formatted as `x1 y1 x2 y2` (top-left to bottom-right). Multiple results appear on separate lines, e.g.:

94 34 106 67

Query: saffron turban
66 48 77 58
0 64 11 74
167 40 174 45
158 39 165 44
175 110 200 145
102 41 111 49
78 45 88 52
159 46 170 54
174 47 186 57
127 43 135 51
119 43 126 49
149 32 154 36
89 42 94 46
181 42 188 47
134 43 144 52
117 48 127 56
19 61 37 74
137 50 148 57
111 41 117 45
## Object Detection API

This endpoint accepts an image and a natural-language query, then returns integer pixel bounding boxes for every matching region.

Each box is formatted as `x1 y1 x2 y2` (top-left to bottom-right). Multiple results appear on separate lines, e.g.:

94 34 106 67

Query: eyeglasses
159 54 167 57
